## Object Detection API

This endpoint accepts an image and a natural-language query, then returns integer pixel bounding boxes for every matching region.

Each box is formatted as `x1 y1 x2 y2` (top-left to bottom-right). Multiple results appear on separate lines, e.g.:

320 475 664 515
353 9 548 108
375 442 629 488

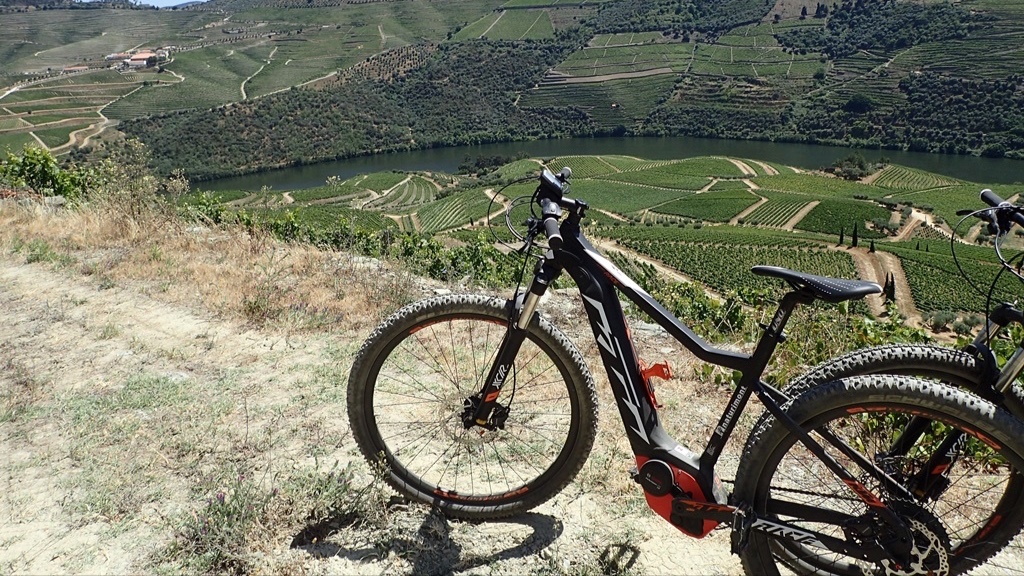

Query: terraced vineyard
544 156 618 178
795 198 891 239
492 158 542 181
287 178 375 204
709 179 753 191
292 205 398 232
453 9 555 41
364 176 437 210
595 157 745 189
880 241 1021 313
165 154 1024 327
752 173 883 198
617 239 857 296
872 165 961 191
519 75 677 129
884 183 1022 232
690 43 819 79
105 45 271 119
587 32 663 47
652 189 760 222
568 179 691 213
355 172 409 194
741 190 811 227
597 221 828 247
553 42 692 77
0 10 219 74
598 155 672 172
418 188 496 233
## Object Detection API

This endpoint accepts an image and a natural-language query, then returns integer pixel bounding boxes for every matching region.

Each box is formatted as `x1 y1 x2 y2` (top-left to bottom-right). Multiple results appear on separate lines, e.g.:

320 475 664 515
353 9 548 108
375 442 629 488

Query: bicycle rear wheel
735 375 1024 576
347 294 598 520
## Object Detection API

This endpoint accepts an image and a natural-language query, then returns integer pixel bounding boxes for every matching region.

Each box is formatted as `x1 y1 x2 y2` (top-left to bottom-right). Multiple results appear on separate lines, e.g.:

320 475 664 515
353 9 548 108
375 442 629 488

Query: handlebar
979 189 1024 234
536 167 584 251
540 198 563 251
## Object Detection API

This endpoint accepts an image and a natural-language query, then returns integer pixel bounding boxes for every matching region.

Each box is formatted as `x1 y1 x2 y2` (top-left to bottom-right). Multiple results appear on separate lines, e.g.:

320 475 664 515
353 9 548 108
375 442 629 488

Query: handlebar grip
980 188 1024 229
981 188 1006 207
544 216 563 251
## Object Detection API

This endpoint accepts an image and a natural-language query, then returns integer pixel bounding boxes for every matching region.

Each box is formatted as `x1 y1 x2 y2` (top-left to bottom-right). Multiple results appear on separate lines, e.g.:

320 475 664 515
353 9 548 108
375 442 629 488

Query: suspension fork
467 257 561 428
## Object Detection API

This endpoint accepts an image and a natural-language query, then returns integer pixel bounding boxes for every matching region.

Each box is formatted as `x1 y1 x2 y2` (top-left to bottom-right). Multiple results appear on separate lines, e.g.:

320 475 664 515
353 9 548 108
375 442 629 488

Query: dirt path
724 158 757 176
861 168 885 185
843 247 886 316
543 67 674 85
0 246 741 576
748 160 778 176
781 200 819 231
241 45 277 100
0 257 336 574
893 211 924 242
590 237 712 293
875 250 919 324
596 208 628 222
730 194 767 225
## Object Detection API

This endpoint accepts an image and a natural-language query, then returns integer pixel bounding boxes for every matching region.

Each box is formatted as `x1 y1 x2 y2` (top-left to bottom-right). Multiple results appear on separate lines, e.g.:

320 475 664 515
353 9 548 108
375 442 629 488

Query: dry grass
0 199 416 332
0 193 741 575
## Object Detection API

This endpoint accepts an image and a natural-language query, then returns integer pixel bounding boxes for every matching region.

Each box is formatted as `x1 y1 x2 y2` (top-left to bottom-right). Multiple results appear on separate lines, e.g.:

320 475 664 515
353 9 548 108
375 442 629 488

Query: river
200 136 1024 192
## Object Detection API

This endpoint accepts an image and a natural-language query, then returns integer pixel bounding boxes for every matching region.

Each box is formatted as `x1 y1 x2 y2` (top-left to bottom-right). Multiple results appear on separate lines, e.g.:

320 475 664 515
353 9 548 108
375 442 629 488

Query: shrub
0 146 91 200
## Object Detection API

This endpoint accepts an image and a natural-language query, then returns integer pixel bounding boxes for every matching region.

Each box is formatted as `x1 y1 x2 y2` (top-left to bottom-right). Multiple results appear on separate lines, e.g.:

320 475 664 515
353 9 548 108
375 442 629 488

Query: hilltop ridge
2 0 1022 179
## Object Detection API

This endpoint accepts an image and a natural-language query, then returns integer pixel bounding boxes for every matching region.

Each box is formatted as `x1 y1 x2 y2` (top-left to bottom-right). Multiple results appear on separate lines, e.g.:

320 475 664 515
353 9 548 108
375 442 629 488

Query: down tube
562 252 727 510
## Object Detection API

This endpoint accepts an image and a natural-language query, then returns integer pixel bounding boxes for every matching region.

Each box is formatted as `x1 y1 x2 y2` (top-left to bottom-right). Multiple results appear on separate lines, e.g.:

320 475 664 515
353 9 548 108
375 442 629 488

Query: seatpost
748 290 815 371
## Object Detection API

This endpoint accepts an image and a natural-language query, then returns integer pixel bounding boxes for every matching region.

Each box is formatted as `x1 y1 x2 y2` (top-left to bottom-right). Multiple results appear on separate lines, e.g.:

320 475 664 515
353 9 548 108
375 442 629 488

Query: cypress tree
852 223 859 248
869 239 875 253
839 227 845 246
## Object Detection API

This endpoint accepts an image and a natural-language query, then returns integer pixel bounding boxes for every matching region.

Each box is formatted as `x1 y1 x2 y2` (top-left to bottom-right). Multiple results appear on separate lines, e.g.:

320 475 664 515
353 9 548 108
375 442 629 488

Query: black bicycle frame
468 211 919 561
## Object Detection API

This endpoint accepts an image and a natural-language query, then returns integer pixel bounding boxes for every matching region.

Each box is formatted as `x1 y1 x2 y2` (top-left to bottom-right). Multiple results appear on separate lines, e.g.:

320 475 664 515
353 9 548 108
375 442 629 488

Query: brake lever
519 217 542 254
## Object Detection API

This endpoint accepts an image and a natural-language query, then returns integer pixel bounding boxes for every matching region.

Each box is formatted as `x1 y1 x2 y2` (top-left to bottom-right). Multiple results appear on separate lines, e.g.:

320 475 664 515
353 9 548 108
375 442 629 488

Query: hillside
0 180 760 574
1 0 1022 179
181 152 1024 328
8 138 1024 572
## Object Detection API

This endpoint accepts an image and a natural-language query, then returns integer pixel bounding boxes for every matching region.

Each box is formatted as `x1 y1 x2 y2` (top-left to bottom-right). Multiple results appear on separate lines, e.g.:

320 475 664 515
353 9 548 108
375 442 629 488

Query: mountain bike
347 170 1024 575
773 189 1024 407
756 189 1024 572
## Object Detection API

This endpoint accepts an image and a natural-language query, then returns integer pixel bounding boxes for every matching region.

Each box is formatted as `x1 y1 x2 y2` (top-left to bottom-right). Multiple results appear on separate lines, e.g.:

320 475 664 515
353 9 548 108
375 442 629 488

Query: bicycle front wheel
347 294 598 520
735 375 1024 576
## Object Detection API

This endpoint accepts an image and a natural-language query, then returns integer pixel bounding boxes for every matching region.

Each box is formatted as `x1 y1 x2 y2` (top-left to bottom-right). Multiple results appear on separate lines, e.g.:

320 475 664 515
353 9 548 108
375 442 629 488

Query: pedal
730 505 754 554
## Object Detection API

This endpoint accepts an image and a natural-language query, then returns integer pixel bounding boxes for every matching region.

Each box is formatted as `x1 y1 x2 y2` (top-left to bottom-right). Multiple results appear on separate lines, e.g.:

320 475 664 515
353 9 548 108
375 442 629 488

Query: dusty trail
0 251 742 575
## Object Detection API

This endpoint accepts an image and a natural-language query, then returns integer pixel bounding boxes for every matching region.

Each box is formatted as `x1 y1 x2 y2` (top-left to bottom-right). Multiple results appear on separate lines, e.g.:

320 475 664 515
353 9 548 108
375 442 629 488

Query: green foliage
827 152 882 180
880 241 1021 313
777 0 974 58
170 472 278 574
608 251 750 339
742 190 809 228
120 39 588 180
182 191 228 225
872 165 961 191
616 237 856 300
0 145 91 199
566 179 690 213
653 189 759 222
752 173 880 198
795 198 890 239
588 0 776 35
